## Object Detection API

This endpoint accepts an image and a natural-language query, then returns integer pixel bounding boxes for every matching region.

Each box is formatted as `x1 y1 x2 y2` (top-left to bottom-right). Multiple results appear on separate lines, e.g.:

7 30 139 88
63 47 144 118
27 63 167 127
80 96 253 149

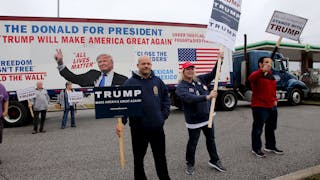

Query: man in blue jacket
175 53 226 175
116 55 171 180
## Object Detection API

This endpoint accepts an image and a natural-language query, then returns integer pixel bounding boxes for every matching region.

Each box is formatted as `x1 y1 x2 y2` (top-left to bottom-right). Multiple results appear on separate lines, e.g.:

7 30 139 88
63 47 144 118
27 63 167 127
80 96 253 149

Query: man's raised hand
54 49 64 66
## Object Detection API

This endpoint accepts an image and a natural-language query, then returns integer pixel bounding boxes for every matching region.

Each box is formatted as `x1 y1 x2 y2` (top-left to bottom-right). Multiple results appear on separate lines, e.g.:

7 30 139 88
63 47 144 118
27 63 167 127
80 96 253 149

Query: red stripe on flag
196 48 219 51
193 60 217 62
192 63 216 66
197 56 217 58
196 52 219 54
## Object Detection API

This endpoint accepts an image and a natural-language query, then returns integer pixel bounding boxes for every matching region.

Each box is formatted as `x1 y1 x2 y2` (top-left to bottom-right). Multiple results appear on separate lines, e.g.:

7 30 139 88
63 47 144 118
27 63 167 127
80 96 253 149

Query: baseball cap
181 62 195 69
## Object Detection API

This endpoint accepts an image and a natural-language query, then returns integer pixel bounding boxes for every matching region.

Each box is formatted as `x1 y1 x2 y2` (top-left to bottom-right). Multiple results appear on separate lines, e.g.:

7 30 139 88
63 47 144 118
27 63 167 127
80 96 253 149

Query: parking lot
0 104 319 180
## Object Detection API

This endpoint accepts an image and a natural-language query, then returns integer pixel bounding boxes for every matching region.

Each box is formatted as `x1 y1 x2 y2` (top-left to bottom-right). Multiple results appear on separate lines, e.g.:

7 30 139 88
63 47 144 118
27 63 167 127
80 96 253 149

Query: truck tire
3 101 28 127
217 91 237 111
288 88 302 105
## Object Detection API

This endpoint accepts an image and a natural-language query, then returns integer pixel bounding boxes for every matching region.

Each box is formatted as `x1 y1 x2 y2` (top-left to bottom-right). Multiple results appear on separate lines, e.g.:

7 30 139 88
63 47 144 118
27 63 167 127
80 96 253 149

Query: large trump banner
206 0 242 50
0 16 233 111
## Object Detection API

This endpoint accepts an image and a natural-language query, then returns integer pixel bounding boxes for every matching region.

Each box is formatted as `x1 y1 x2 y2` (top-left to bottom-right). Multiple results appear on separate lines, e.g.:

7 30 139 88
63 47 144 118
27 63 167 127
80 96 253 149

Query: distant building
235 41 320 72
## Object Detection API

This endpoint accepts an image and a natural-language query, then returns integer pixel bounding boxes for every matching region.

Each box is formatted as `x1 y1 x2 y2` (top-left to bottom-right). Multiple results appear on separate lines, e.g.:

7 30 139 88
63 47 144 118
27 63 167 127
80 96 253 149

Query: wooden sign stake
117 118 125 169
208 45 224 128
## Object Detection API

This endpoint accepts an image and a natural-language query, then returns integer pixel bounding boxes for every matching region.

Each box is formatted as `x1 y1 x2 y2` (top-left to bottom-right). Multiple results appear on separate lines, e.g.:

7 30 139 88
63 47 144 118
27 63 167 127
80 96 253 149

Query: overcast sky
0 0 319 46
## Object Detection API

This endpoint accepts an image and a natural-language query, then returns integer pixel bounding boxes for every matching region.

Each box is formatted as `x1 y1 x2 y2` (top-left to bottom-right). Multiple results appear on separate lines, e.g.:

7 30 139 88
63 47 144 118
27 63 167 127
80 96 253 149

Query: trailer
0 16 233 127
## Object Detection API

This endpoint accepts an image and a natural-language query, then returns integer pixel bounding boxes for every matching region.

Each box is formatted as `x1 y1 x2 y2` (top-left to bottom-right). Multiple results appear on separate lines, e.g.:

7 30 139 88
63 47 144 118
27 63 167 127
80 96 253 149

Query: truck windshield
273 59 285 71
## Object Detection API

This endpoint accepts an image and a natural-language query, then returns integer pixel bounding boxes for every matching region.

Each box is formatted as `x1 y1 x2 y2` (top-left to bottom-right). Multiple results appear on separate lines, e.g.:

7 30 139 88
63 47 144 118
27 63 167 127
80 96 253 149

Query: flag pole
208 45 223 128
57 0 60 18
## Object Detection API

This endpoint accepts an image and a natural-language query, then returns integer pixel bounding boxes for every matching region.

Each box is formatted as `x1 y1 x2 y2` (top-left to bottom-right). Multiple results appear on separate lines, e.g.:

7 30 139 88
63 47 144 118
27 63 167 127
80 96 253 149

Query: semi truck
0 16 308 127
174 49 309 112
229 50 309 108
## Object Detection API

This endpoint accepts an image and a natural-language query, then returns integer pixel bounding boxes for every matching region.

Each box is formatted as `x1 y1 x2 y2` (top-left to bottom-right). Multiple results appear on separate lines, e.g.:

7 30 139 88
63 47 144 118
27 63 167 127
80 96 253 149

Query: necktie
99 74 107 87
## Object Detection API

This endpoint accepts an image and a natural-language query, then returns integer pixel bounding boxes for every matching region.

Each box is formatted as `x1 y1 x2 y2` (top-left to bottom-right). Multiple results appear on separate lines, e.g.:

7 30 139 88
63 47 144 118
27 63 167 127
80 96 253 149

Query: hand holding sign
218 51 224 60
206 90 218 100
262 64 270 73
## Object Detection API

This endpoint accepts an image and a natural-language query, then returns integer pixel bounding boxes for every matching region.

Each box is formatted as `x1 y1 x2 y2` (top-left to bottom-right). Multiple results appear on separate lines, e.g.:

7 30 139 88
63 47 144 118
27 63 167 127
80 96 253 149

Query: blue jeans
251 106 278 151
61 106 75 128
186 123 220 166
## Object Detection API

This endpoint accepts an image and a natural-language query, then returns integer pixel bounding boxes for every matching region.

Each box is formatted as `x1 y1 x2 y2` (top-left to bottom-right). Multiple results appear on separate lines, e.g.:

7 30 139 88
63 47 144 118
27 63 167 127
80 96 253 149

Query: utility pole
57 0 60 18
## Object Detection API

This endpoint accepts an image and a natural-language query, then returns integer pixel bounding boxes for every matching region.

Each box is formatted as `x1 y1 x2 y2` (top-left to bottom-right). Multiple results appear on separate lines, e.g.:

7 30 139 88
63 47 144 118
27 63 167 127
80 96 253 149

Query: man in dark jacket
248 57 283 158
175 53 226 175
116 55 171 180
54 49 127 87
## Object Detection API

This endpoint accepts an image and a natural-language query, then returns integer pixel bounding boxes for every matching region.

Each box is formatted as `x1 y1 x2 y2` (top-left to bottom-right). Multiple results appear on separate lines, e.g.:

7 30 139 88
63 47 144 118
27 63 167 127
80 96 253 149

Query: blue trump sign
205 0 242 50
94 86 143 119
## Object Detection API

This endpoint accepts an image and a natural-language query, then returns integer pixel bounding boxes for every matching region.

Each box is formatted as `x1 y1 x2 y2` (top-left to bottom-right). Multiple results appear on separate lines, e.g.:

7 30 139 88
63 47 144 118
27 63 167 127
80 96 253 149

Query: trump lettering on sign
94 86 143 119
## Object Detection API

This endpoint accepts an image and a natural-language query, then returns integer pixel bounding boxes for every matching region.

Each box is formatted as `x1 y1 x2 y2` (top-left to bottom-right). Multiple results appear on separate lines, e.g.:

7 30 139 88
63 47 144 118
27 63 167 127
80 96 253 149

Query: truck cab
233 50 309 105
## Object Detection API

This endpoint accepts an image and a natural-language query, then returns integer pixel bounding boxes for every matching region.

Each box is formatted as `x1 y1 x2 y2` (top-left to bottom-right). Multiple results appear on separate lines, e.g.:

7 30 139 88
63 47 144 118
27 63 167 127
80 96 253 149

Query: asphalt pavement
0 104 319 180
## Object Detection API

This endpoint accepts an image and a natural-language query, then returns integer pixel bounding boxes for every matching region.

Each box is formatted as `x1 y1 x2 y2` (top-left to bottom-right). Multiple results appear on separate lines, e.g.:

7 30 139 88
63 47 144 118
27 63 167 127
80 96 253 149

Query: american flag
178 48 219 74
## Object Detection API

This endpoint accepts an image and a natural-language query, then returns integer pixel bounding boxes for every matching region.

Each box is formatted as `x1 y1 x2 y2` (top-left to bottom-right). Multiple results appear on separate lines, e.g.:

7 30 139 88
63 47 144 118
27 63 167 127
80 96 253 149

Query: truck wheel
218 91 237 111
289 88 302 105
3 101 28 127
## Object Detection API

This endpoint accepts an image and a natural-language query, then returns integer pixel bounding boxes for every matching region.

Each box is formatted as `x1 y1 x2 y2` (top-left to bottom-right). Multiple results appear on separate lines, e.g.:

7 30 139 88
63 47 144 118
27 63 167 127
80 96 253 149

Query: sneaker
32 130 38 134
208 160 226 172
264 147 284 155
71 125 76 128
185 164 194 175
39 130 46 133
251 150 266 158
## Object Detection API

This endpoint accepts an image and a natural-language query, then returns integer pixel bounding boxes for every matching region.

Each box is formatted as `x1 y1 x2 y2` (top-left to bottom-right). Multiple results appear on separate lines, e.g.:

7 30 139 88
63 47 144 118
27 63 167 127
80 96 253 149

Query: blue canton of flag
178 48 197 61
